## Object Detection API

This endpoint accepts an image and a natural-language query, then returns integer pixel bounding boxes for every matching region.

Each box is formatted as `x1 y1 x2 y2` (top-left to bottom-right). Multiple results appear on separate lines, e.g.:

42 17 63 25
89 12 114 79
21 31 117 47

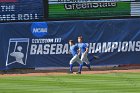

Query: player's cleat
86 64 91 70
76 72 81 74
88 67 91 70
68 71 73 74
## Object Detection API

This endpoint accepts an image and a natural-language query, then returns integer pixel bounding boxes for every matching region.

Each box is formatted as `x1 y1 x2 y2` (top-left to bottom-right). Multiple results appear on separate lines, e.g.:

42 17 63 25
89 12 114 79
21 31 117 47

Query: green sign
48 1 132 19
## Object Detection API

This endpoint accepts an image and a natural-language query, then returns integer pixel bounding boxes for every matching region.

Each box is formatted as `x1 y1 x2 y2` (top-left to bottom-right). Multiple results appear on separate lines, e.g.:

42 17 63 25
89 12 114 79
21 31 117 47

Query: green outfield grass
0 73 140 93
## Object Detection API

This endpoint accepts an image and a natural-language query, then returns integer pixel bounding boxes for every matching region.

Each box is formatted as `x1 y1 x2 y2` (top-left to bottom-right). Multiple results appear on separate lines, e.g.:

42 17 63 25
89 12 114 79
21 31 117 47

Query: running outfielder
77 36 91 70
68 40 83 74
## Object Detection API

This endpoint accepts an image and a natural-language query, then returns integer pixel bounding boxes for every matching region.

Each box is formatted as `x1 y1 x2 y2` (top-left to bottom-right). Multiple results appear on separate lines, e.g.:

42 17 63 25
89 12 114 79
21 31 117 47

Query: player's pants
81 53 90 64
70 55 83 65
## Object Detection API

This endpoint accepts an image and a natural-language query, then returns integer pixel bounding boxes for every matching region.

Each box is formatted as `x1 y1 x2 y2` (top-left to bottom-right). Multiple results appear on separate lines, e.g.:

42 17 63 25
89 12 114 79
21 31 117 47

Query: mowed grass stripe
0 73 140 93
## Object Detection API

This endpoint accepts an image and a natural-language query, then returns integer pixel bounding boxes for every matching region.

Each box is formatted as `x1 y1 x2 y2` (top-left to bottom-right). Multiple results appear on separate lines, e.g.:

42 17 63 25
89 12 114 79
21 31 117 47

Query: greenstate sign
48 0 140 19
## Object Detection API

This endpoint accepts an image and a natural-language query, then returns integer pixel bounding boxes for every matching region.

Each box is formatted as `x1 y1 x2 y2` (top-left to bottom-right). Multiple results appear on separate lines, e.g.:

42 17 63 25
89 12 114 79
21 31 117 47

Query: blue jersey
78 43 88 53
70 44 79 56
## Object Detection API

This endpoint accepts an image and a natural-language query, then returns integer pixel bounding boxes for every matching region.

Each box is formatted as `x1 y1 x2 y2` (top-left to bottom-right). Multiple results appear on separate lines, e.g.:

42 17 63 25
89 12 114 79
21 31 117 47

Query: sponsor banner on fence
0 0 44 22
48 0 140 20
0 19 140 70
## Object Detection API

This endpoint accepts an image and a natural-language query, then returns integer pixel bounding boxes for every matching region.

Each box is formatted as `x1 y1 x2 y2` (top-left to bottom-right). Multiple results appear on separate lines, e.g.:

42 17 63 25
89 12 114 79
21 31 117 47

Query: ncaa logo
6 38 29 66
31 22 48 37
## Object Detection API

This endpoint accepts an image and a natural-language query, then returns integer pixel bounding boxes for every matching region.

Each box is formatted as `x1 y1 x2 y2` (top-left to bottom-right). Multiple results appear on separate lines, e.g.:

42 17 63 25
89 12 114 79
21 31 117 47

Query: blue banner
0 19 140 70
0 0 44 22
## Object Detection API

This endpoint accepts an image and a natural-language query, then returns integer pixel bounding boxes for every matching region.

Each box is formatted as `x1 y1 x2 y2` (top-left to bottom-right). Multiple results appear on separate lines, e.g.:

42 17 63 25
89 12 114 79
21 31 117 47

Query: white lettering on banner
29 40 140 55
94 43 101 53
0 14 38 21
0 4 39 21
18 14 38 20
30 44 69 55
0 5 15 12
89 41 140 53
136 41 140 51
56 44 63 54
33 28 47 33
128 41 135 52
0 14 16 21
102 42 111 53
32 38 62 43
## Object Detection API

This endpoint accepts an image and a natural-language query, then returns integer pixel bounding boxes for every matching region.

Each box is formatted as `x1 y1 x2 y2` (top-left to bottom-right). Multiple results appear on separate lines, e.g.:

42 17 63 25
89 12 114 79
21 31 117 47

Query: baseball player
77 36 91 70
68 40 83 74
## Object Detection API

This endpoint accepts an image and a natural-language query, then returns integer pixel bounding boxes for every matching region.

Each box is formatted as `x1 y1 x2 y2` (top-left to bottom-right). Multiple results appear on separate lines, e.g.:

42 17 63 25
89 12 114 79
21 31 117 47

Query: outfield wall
1 0 140 22
0 19 140 70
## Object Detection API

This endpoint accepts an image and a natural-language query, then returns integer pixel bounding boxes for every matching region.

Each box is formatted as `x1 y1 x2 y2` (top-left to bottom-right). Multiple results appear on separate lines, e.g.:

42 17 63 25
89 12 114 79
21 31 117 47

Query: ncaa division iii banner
1 19 140 70
0 0 44 22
